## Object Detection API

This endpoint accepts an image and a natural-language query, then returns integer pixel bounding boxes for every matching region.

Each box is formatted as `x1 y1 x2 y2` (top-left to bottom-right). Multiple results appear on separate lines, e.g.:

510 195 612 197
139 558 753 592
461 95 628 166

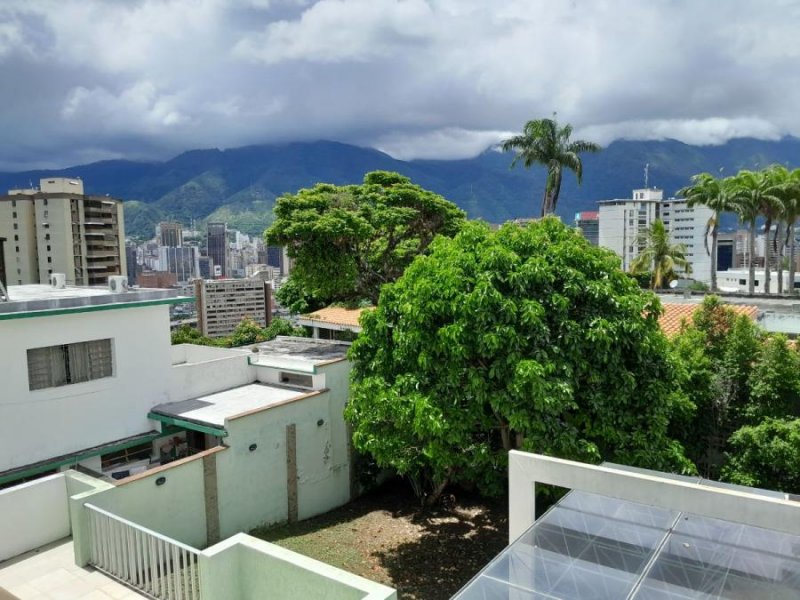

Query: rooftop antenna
644 163 650 189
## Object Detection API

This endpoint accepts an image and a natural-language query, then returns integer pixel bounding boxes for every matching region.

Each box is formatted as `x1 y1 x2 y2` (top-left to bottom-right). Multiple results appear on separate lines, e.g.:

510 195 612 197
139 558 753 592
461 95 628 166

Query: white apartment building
194 278 272 337
598 188 714 283
0 178 127 286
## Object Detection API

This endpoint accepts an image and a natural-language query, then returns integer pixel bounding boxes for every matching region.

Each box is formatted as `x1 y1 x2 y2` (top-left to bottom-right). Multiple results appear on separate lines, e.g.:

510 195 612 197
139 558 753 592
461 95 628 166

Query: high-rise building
207 222 228 278
0 178 126 286
157 246 199 283
195 278 272 337
126 244 139 286
598 188 713 283
198 255 214 279
158 222 183 248
574 211 599 246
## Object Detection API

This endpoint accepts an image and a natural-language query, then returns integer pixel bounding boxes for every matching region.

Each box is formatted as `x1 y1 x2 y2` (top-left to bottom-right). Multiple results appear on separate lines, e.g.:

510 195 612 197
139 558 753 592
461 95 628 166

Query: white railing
86 503 202 600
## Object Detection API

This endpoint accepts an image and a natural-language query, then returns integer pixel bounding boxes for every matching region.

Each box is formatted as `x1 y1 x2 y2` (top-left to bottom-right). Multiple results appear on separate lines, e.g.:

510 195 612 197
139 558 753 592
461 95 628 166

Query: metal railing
86 503 202 600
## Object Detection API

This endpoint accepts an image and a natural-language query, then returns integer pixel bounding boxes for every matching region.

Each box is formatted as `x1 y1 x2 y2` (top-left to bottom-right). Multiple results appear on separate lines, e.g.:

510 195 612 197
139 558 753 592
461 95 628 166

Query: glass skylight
453 490 800 600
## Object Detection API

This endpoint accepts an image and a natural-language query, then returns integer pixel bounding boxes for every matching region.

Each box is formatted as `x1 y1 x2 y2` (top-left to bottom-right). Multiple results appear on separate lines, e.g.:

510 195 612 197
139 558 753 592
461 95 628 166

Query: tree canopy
629 219 691 289
501 115 600 217
265 171 466 312
346 218 693 504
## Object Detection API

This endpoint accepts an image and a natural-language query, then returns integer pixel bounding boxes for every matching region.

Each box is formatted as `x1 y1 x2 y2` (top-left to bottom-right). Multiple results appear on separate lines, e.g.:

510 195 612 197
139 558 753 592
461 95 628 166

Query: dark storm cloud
0 0 796 169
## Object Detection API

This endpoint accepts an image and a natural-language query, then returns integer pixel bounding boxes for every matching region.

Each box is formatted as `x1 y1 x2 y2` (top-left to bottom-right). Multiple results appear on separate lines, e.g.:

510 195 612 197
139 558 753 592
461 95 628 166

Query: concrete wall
0 473 70 561
216 359 352 536
0 304 173 472
199 534 396 600
169 345 254 402
76 453 212 550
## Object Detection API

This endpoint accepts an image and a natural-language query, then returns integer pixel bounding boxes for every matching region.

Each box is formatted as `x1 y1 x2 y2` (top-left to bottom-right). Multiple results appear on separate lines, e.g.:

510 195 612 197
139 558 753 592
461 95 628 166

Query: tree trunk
710 221 718 292
549 170 563 215
764 219 772 294
424 478 450 507
790 222 797 294
748 221 756 295
775 224 785 294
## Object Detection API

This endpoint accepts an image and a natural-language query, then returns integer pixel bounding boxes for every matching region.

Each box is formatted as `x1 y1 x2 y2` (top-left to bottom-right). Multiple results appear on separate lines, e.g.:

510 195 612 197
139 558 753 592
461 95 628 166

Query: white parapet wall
508 451 800 542
0 473 70 562
199 533 396 600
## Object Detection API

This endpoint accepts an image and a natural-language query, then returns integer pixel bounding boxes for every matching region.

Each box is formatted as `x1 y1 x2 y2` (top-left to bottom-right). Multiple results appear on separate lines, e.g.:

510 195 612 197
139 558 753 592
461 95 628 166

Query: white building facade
598 188 714 283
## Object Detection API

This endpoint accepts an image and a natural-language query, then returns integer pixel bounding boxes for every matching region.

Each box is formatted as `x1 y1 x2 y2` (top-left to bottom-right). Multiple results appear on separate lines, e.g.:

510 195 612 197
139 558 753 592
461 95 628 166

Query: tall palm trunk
790 222 797 294
775 224 785 294
764 219 773 294
748 220 756 295
710 218 718 292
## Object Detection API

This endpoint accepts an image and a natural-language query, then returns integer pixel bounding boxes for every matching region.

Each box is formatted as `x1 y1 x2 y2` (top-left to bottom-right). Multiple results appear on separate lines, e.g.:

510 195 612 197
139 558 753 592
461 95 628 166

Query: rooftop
253 336 350 368
0 284 191 319
455 488 800 600
298 306 371 330
658 302 758 337
150 383 317 428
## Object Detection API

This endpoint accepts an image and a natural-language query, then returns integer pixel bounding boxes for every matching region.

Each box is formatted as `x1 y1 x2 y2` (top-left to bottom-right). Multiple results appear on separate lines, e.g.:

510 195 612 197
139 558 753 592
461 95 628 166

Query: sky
0 0 798 170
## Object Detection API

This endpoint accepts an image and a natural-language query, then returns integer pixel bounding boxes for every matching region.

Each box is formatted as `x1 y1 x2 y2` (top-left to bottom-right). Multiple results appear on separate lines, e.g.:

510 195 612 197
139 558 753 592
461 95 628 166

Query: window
279 371 313 388
47 245 51 252
45 234 50 241
13 223 17 230
11 200 15 207
13 235 18 241
101 442 152 470
47 256 52 263
12 211 16 218
27 339 113 391
739 279 746 285
43 198 48 206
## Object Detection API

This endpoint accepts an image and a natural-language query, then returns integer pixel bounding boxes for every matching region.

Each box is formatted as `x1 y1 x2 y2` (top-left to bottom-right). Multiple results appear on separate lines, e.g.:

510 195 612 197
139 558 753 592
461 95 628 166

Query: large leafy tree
721 418 800 494
501 115 600 217
678 173 737 292
629 219 691 289
346 218 693 504
265 171 466 312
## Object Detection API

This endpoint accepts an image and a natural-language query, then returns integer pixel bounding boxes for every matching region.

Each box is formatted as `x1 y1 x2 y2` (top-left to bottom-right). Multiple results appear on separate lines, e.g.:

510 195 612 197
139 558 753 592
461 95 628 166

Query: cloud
0 0 799 169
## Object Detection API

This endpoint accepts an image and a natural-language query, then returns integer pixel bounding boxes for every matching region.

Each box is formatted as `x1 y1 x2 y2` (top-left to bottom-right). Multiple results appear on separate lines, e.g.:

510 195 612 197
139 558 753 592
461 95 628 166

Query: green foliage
688 280 709 292
266 171 466 309
501 115 601 216
629 219 691 289
171 324 219 347
275 277 323 314
346 218 693 503
671 296 800 487
171 318 306 348
722 418 800 494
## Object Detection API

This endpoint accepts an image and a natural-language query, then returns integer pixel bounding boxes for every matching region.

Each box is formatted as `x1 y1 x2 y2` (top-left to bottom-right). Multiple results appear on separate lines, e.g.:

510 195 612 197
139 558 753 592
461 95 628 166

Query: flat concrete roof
0 284 191 318
151 383 312 427
255 336 350 365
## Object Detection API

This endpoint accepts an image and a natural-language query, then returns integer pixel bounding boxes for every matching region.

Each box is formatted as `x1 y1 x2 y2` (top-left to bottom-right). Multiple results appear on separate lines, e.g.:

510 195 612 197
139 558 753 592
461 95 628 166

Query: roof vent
50 273 66 289
108 275 129 293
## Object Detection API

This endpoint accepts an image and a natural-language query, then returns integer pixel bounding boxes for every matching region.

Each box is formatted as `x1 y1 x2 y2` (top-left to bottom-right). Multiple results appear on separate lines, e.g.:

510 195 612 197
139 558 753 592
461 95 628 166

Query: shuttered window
27 339 113 390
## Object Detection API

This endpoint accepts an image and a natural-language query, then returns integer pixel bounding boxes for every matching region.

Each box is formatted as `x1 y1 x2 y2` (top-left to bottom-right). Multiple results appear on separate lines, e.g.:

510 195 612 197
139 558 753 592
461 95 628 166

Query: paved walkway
0 539 146 600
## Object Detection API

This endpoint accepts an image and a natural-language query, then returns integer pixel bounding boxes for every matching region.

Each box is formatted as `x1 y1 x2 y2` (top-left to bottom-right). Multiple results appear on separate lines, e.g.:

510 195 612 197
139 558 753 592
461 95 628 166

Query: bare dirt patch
252 479 508 600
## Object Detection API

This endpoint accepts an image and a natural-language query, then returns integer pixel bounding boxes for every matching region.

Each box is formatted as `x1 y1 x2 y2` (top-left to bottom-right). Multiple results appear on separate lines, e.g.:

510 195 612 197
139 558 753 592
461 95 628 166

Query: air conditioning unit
50 273 66 289
108 275 129 293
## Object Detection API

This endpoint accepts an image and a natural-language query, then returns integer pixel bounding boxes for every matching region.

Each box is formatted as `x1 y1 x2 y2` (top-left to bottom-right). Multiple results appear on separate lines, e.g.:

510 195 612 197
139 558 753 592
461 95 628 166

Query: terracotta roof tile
658 303 758 337
301 306 373 328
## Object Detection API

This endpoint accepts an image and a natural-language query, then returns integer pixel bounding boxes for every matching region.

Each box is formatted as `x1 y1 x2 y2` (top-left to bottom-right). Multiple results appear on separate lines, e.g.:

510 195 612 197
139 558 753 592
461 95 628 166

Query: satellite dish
669 280 679 289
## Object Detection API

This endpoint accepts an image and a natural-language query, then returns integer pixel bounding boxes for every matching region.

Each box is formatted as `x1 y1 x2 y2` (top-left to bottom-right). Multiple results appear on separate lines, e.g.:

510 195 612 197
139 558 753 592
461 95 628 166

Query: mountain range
1 137 799 238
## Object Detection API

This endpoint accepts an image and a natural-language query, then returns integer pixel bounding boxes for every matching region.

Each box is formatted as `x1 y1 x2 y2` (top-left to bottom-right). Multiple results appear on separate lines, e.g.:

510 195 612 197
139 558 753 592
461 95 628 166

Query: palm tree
767 166 800 294
729 170 782 294
678 173 736 292
630 219 691 289
502 114 601 217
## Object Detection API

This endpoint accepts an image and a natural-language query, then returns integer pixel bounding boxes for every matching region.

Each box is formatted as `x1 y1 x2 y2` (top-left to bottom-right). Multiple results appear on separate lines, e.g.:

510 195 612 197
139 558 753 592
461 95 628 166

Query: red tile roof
300 306 372 329
658 303 758 337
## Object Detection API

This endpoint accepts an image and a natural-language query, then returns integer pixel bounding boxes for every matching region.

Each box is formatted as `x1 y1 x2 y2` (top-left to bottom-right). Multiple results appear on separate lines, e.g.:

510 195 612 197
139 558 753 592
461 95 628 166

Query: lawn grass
252 479 507 600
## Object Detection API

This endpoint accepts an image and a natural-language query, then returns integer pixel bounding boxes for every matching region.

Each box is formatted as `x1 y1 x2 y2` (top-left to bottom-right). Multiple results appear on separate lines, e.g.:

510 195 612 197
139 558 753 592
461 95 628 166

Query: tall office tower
194 278 272 337
157 246 199 283
198 256 214 279
0 177 127 286
126 244 139 286
158 222 183 248
206 222 228 278
574 211 600 246
598 188 713 283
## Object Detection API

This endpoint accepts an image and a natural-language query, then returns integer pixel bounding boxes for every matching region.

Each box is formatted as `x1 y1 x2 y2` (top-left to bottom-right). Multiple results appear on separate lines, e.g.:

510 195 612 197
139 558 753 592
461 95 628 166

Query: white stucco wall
0 304 173 472
216 359 352 537
169 346 255 402
0 473 70 561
